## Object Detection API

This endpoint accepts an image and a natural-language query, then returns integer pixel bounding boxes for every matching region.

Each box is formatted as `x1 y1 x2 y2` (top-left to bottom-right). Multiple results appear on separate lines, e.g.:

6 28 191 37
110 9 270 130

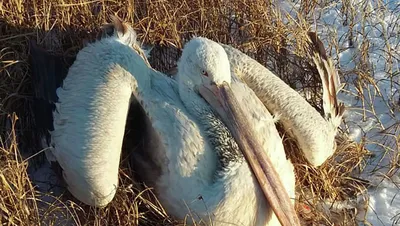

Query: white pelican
218 39 345 167
31 17 300 225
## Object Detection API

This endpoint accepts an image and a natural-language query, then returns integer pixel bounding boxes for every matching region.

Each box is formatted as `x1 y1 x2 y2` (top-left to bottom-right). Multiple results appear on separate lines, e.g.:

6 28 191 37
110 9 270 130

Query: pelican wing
50 38 138 207
32 17 171 207
222 44 336 166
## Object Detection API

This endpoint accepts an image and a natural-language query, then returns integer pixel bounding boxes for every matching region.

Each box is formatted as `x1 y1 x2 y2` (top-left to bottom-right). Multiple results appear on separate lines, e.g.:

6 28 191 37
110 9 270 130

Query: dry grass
1 0 397 225
0 114 40 225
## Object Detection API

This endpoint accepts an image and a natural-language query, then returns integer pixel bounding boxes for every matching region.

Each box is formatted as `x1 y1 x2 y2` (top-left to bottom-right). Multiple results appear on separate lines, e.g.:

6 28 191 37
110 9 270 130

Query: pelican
31 17 300 225
219 39 345 167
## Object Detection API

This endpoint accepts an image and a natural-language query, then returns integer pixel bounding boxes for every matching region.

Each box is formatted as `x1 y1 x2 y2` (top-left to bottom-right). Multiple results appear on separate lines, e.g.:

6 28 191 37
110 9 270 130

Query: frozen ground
282 0 400 225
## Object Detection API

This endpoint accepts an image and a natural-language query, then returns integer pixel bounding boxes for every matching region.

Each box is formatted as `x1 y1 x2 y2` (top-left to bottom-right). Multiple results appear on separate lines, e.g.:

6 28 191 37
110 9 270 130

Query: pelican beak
199 82 301 226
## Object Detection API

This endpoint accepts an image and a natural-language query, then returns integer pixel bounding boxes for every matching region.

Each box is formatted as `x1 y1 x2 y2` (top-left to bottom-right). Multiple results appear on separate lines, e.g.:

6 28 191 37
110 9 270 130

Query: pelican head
177 37 231 92
177 37 301 226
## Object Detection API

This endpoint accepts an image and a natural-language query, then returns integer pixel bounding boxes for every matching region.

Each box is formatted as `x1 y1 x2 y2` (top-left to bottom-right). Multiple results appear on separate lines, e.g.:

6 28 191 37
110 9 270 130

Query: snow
280 0 400 225
367 175 400 225
28 160 76 225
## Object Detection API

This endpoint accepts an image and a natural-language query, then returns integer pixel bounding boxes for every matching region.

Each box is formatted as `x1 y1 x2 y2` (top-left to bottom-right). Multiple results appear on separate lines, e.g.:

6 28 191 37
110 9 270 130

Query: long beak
199 82 301 226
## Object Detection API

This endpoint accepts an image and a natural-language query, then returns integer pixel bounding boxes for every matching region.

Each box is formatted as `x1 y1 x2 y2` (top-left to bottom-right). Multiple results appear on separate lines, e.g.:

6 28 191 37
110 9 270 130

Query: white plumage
167 37 298 225
46 22 141 207
41 17 301 225
220 41 344 167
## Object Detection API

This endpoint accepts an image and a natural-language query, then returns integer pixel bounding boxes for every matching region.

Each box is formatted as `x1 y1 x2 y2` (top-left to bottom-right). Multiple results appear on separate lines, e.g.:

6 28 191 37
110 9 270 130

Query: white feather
49 20 149 206
222 44 342 167
48 18 296 225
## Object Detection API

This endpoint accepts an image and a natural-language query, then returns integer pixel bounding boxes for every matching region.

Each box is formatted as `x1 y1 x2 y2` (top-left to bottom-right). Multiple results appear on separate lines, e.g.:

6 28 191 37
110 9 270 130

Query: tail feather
307 32 345 132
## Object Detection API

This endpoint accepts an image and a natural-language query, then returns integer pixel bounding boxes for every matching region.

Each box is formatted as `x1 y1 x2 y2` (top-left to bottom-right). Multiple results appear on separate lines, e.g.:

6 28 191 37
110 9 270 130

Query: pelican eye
202 70 209 77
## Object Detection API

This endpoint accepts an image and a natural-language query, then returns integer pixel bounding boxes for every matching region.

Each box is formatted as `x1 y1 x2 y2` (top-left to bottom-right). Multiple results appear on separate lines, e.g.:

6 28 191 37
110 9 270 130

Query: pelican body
130 34 298 225
31 17 302 225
